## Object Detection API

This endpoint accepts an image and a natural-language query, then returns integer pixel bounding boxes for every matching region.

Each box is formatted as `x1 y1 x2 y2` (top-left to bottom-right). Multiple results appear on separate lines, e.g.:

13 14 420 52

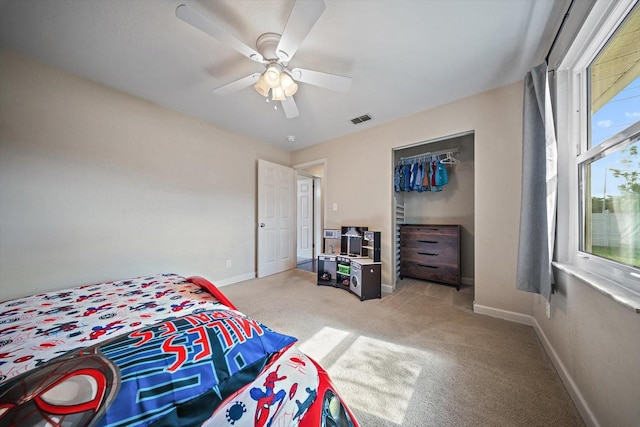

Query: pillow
97 308 297 427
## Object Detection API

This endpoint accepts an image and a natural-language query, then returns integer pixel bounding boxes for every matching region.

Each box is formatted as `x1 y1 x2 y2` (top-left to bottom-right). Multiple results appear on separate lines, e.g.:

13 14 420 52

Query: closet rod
399 147 459 162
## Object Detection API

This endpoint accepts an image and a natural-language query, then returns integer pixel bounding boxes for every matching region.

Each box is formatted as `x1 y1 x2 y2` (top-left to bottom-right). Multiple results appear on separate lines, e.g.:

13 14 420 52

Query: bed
0 273 359 426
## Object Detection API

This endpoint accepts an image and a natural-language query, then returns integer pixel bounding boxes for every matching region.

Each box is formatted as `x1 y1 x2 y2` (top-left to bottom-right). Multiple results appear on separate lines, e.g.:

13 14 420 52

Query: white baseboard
213 272 255 287
473 303 598 427
462 277 475 286
531 318 600 427
382 282 394 293
472 303 535 326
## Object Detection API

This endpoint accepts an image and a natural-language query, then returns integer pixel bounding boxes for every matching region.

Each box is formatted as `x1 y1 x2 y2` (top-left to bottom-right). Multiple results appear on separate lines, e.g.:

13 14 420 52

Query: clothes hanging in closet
394 155 450 193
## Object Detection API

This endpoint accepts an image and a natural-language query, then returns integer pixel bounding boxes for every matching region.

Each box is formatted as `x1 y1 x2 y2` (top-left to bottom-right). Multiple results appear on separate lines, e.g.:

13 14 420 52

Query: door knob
259 222 265 228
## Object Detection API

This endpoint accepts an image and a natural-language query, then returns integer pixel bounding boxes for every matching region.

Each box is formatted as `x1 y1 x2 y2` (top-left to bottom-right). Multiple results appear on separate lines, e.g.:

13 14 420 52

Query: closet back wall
395 134 475 284
0 50 290 300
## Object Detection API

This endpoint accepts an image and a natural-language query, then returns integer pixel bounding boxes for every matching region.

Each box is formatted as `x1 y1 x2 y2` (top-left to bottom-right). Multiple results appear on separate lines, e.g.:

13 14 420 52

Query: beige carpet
220 268 584 427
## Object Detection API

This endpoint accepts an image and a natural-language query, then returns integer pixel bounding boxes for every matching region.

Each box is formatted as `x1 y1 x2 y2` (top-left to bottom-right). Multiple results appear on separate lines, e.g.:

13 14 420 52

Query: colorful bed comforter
0 274 358 427
0 273 226 383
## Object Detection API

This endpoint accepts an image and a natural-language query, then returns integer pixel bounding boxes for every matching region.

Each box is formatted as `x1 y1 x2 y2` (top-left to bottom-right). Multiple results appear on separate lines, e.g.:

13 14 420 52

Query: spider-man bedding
0 274 358 426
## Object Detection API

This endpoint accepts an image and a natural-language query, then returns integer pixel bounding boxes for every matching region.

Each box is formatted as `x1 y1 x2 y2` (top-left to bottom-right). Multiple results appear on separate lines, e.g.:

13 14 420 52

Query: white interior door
258 159 296 278
313 176 322 257
297 176 313 261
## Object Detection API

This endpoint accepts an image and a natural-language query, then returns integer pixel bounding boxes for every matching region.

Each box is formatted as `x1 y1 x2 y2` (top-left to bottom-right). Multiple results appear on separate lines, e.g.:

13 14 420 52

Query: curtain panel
516 62 558 300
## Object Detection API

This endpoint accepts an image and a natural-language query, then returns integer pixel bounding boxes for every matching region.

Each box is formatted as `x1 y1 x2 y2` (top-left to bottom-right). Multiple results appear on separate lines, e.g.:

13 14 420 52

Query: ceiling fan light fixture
271 86 286 101
265 63 282 88
253 74 270 97
284 81 298 97
280 72 298 96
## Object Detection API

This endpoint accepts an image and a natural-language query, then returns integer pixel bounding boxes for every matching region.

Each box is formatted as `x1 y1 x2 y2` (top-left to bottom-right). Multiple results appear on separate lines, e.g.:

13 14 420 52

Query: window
580 4 640 269
557 0 640 297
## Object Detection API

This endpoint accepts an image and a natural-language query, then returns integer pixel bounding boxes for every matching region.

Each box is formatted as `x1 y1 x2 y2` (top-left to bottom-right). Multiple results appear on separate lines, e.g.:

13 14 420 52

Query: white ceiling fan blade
212 73 261 95
276 0 325 62
290 68 352 93
281 97 300 119
176 4 264 63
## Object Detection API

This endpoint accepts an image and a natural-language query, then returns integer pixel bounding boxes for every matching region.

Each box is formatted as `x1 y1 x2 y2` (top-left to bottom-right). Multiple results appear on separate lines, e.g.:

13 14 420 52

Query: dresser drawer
400 246 458 267
400 260 460 285
400 225 457 238
400 234 458 254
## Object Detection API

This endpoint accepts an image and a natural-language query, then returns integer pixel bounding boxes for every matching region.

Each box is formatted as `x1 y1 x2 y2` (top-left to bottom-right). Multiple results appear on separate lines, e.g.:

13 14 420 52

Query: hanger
440 151 459 165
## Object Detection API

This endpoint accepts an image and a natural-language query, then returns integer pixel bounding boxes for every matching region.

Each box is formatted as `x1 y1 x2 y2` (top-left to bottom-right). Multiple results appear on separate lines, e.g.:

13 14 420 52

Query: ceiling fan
176 0 352 119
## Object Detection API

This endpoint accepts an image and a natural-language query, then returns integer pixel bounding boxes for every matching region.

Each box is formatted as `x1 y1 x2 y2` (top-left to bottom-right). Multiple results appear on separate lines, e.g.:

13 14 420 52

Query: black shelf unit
317 254 337 287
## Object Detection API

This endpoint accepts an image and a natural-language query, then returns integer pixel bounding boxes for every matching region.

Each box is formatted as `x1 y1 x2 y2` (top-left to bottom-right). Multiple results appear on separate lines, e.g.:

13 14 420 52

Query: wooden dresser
399 224 461 290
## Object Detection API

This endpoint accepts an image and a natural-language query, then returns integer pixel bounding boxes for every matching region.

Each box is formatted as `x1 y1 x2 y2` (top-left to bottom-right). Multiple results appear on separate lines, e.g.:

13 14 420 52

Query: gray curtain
516 62 557 300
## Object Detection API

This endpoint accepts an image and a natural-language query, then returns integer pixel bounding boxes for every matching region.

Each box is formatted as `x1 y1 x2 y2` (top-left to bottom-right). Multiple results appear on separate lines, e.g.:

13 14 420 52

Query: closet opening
392 131 475 295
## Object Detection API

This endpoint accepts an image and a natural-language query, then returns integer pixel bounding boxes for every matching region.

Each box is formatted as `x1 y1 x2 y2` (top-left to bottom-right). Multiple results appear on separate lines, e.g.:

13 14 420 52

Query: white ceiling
0 0 567 151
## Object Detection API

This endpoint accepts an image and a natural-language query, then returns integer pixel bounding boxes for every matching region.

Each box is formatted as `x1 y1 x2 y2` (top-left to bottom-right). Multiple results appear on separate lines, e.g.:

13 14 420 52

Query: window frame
555 0 640 302
577 124 640 265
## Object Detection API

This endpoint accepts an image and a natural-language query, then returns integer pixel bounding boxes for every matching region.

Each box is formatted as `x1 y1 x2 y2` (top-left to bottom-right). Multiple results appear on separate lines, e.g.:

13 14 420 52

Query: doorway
296 172 314 267
294 159 326 273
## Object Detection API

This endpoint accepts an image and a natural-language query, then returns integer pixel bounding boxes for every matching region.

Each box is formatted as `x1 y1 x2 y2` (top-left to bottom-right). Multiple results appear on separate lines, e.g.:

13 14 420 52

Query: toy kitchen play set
317 226 381 301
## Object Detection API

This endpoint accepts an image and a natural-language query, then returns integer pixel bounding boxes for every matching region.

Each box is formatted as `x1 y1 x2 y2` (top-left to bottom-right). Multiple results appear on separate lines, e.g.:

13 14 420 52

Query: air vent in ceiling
350 114 372 124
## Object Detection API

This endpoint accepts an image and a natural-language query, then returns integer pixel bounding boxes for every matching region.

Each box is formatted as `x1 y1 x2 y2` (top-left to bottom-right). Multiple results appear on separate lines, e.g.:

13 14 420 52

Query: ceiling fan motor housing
256 33 284 63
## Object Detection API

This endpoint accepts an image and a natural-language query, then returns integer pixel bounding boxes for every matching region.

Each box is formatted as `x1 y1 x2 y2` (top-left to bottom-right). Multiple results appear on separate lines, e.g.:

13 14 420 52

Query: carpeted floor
220 268 584 426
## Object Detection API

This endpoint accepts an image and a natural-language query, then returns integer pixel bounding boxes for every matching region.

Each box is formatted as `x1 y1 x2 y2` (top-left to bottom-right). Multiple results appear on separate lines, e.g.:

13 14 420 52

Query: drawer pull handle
418 252 437 256
417 240 438 244
418 228 439 231
418 264 439 269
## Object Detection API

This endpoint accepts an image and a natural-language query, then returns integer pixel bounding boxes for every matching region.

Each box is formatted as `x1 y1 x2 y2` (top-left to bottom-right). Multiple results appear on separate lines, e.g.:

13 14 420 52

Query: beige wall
536 269 640 426
291 81 531 315
0 50 289 300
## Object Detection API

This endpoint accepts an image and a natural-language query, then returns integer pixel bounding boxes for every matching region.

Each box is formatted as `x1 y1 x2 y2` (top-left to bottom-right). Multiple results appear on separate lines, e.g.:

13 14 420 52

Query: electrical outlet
546 301 551 319
226 260 231 268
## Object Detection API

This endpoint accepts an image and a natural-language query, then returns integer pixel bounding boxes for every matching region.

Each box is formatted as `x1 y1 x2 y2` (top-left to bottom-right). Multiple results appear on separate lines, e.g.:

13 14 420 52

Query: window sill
552 262 640 313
